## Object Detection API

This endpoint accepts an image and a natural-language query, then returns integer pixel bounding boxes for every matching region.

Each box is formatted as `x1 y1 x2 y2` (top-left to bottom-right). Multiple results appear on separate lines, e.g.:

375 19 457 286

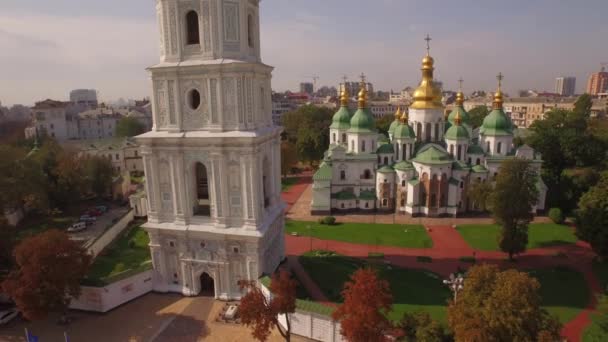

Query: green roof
359 190 377 200
313 162 332 181
376 143 394 154
388 119 400 134
330 106 351 130
445 124 469 141
393 122 416 140
331 190 357 200
377 165 395 174
412 144 453 165
393 160 414 171
472 164 489 173
467 144 485 155
347 108 376 133
480 108 512 136
452 161 470 171
378 135 390 143
447 106 471 126
408 178 420 186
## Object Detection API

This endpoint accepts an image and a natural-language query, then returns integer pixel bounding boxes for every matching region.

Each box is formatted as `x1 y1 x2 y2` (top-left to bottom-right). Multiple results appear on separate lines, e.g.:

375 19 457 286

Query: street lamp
443 273 465 301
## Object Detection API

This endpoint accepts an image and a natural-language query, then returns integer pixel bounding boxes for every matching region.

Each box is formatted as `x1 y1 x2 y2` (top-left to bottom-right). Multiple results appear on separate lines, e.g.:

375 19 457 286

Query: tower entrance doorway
199 272 215 297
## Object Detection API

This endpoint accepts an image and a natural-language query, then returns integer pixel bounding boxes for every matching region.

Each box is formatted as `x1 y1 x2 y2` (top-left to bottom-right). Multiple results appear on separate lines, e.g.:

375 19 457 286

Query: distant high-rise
586 66 608 95
70 89 98 107
300 82 314 94
555 77 576 96
342 81 374 99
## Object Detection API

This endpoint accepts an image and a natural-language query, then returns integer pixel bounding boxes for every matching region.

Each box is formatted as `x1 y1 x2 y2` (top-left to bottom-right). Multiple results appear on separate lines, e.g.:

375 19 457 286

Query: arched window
188 89 201 110
457 145 462 161
402 144 406 160
401 180 406 187
497 142 502 154
486 141 490 153
449 144 454 156
371 140 375 151
416 123 422 141
476 158 481 165
468 157 472 164
377 156 381 164
425 123 432 142
361 140 366 152
247 14 255 48
194 162 210 216
340 170 346 180
363 169 371 179
263 157 271 208
332 133 336 143
434 123 439 141
384 157 388 165
186 11 200 45
351 140 355 151
342 133 346 143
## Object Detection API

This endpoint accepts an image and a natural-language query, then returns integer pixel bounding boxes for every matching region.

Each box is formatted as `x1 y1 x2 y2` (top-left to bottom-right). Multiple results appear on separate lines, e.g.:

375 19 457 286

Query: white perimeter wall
86 210 135 258
70 269 156 312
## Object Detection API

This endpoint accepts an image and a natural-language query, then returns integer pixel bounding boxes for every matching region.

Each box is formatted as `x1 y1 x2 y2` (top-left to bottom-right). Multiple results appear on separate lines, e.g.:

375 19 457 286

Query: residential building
300 82 314 95
555 77 576 96
25 99 76 140
312 50 546 217
64 137 143 175
136 0 284 299
70 89 98 108
586 66 608 95
77 108 122 140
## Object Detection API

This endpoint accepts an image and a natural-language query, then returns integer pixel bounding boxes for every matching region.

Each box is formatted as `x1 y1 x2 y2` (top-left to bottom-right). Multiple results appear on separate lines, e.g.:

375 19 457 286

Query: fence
70 269 156 313
86 210 134 258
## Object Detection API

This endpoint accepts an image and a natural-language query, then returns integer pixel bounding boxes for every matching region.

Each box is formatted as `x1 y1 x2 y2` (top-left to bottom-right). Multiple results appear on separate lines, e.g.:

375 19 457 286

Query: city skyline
1 0 608 105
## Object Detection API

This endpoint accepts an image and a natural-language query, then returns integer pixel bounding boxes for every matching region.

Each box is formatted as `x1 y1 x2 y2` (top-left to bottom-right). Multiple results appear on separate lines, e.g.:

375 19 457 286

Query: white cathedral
311 50 547 217
136 0 284 300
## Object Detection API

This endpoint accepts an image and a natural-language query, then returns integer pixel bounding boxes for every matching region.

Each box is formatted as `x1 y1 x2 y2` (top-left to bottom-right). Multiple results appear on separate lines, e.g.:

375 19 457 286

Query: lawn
529 267 590 324
584 315 608 342
456 223 577 251
281 177 300 191
286 220 433 248
84 223 152 285
299 251 450 322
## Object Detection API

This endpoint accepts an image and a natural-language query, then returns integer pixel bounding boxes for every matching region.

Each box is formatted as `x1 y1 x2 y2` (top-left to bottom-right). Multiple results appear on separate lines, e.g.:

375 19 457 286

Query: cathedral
311 47 547 217
136 0 284 299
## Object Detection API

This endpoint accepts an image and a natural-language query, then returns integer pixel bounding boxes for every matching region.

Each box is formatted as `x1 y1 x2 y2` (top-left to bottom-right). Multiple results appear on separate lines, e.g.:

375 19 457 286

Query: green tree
116 117 145 137
467 106 488 129
0 219 16 282
375 114 395 137
282 105 333 165
491 158 539 260
467 179 493 212
447 264 562 342
575 171 608 260
280 141 298 178
85 155 115 197
0 145 48 213
397 311 447 342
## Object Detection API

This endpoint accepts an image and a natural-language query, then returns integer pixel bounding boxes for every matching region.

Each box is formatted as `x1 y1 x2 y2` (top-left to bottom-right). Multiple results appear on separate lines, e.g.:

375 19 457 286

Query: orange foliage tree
238 269 297 341
332 268 393 342
1 229 92 320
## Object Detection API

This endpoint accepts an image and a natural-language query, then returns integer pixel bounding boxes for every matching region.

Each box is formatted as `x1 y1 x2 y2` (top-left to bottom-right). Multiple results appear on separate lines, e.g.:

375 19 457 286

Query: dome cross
425 34 432 55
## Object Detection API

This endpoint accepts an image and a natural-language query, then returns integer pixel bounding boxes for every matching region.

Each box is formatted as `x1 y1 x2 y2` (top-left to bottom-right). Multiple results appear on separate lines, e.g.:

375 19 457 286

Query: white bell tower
137 0 285 300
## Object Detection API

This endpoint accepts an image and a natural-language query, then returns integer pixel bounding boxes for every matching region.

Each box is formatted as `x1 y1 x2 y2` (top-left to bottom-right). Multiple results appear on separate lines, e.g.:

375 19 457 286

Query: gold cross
497 72 504 89
425 34 432 54
458 77 464 92
341 75 348 84
359 73 366 84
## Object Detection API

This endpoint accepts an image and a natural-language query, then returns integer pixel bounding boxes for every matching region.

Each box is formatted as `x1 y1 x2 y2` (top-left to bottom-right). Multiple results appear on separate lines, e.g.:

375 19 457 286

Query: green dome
447 106 470 127
481 109 512 136
412 144 453 165
347 108 375 133
376 143 394 154
329 106 351 130
388 119 400 134
445 124 469 141
393 122 416 140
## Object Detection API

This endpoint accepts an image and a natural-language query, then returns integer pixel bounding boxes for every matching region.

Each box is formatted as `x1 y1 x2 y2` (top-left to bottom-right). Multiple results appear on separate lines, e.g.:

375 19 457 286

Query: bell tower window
194 162 210 216
247 14 255 48
186 11 200 45
188 89 201 110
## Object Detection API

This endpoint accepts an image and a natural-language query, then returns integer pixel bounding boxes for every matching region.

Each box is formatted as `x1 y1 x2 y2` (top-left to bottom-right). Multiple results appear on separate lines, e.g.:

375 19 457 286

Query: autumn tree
1 230 92 321
447 264 561 342
575 171 608 260
280 141 298 178
239 270 297 341
467 179 493 212
333 268 393 342
396 311 447 342
491 158 538 260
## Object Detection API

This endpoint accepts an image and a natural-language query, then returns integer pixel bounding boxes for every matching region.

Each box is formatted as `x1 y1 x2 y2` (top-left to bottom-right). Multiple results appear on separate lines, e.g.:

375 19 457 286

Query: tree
282 105 333 165
575 171 608 260
491 158 538 260
467 179 493 212
238 270 297 342
333 268 393 342
467 106 488 129
280 141 298 178
115 117 145 137
0 145 48 213
1 230 92 321
397 311 447 342
375 114 395 137
447 264 562 342
85 155 115 197
0 219 16 282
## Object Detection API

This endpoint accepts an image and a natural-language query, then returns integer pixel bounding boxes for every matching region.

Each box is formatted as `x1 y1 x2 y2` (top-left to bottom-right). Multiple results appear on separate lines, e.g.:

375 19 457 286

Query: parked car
79 215 96 222
96 205 108 213
87 209 102 217
0 308 18 325
67 222 87 233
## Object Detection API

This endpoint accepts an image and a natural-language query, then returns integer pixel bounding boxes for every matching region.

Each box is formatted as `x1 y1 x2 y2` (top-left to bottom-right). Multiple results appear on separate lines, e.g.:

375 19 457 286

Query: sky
1 0 607 106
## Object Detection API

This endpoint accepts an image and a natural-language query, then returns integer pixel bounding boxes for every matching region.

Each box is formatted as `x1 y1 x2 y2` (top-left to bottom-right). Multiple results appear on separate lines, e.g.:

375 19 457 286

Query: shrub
548 208 564 224
128 240 136 248
318 216 336 225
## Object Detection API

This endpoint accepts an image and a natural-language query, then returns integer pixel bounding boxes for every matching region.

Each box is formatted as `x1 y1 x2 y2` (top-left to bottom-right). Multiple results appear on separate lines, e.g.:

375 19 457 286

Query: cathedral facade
136 0 284 300
311 50 547 217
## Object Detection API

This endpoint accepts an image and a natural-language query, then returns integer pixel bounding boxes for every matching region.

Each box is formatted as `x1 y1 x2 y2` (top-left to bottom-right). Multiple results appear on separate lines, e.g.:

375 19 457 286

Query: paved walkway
284 224 602 342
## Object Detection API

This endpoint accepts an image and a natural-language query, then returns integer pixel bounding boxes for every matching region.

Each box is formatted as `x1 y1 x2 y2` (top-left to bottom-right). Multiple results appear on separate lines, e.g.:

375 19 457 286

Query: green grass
456 223 577 251
299 251 450 322
84 224 151 285
286 220 433 248
529 267 590 324
593 260 608 291
281 177 300 191
584 315 608 342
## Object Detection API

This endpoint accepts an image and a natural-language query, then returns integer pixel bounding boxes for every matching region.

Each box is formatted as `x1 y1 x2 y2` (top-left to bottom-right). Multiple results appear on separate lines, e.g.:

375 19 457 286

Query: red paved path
281 173 312 212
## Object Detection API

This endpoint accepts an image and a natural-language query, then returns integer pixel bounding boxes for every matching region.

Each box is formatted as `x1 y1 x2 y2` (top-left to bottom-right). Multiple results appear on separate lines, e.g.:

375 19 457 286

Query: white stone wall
86 210 135 258
408 108 445 142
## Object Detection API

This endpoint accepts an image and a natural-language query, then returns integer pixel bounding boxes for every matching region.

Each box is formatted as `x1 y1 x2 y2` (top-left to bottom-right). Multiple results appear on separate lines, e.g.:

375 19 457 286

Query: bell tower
137 0 285 300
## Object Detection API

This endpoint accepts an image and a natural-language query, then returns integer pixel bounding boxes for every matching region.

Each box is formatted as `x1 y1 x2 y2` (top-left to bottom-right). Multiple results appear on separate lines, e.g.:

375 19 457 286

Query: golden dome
410 55 443 110
357 83 368 109
493 72 504 109
340 87 349 107
394 106 402 119
400 107 409 123
455 91 464 106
